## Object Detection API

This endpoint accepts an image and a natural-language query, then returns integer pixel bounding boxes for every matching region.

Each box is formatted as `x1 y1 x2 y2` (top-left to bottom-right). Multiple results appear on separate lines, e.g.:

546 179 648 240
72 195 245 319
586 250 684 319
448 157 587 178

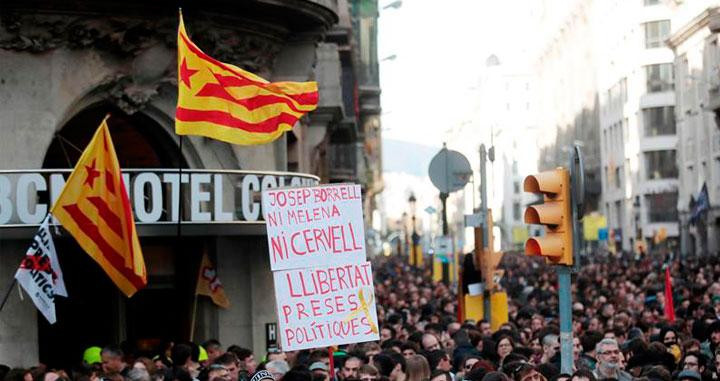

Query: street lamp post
409 193 419 265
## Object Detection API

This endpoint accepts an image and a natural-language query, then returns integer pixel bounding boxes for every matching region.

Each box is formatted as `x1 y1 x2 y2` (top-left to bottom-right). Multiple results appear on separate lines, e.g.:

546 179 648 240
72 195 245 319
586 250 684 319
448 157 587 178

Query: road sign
435 236 452 256
428 147 472 193
464 213 485 227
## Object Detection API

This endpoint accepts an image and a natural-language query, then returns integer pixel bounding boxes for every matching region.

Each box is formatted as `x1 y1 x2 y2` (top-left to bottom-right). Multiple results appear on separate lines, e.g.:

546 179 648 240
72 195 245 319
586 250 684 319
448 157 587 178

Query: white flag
14 214 67 324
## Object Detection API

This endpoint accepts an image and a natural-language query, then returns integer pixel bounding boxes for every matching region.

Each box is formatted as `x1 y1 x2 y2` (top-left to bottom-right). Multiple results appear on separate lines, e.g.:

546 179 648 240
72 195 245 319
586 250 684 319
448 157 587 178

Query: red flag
664 267 675 323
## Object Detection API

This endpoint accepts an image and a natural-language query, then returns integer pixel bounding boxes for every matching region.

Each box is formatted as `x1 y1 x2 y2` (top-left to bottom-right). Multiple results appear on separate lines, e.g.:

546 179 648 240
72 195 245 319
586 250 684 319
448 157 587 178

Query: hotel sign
0 169 319 227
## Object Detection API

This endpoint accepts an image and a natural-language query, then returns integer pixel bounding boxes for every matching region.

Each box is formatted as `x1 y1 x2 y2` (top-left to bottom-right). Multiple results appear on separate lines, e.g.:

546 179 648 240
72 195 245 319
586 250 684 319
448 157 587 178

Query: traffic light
523 168 573 265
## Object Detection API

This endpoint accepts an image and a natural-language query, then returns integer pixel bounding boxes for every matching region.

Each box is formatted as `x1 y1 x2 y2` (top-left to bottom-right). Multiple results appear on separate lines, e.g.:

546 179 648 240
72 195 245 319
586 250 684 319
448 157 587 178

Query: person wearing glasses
592 339 631 381
504 361 544 381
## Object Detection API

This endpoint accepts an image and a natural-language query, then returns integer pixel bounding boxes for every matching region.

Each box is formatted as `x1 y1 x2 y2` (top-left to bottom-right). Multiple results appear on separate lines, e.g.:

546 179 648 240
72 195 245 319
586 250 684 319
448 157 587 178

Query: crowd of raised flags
0 12 319 324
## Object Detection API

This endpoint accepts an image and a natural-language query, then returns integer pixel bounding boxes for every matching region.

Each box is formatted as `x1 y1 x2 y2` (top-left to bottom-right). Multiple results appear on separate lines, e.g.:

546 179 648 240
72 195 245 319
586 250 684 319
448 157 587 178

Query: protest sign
273 261 379 350
15 214 67 324
262 184 366 271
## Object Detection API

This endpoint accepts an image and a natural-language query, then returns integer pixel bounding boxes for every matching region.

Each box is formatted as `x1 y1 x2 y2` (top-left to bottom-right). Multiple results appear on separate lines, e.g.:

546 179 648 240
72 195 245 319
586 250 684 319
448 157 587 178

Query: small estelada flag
176 12 319 145
50 116 147 297
15 214 67 324
196 251 230 308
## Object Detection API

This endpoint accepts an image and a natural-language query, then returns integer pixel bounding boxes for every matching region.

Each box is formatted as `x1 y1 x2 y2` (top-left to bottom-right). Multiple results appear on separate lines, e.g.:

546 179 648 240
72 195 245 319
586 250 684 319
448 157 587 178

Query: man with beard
592 339 631 381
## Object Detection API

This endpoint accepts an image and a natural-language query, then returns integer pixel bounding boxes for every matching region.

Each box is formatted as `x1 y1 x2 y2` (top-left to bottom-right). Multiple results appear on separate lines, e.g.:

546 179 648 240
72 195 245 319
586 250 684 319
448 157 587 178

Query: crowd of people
3 251 720 381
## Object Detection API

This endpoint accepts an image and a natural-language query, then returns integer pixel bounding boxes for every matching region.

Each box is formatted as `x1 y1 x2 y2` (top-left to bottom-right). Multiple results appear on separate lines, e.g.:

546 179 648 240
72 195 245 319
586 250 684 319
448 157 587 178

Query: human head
405 355 430 381
496 336 515 360
203 340 224 364
429 370 452 381
309 362 330 381
595 338 621 372
401 342 419 359
541 334 559 360
463 355 481 374
101 345 126 374
84 346 103 367
426 350 451 372
215 352 240 381
341 357 361 380
422 333 441 352
569 369 595 381
504 362 542 381
126 368 151 381
677 370 702 381
265 360 289 381
358 364 379 381
682 351 707 373
227 346 256 374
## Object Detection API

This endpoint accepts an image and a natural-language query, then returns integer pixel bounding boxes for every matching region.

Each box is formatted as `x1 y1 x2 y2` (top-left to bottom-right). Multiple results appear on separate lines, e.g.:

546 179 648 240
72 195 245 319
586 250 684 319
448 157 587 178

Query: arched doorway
40 104 203 367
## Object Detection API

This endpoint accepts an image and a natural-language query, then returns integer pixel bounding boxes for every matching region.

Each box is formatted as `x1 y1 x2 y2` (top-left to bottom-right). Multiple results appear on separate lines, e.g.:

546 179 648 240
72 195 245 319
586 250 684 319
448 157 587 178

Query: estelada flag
664 266 675 322
50 117 147 297
176 13 319 145
195 251 230 308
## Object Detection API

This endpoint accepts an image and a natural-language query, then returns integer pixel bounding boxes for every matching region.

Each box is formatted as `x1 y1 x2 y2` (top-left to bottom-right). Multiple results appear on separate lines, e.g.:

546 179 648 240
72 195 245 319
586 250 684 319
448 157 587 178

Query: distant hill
382 139 441 177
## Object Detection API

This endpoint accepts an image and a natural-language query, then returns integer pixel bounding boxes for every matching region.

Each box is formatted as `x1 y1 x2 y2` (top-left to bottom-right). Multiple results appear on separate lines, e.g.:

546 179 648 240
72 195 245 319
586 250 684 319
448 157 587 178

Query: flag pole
177 134 184 237
190 291 199 341
0 279 17 314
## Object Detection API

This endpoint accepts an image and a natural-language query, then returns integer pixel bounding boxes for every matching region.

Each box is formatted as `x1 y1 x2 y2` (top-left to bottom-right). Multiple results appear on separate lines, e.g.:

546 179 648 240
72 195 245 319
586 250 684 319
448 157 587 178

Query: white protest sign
262 184 366 271
273 261 379 350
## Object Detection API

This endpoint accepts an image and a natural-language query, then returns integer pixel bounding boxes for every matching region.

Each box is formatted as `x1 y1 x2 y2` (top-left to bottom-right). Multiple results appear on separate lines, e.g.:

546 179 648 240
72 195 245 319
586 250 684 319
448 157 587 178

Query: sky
378 0 534 147
378 0 536 225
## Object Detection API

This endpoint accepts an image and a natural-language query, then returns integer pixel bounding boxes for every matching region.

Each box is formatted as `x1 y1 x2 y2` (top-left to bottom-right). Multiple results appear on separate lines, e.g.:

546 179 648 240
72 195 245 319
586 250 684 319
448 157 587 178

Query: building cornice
667 6 720 49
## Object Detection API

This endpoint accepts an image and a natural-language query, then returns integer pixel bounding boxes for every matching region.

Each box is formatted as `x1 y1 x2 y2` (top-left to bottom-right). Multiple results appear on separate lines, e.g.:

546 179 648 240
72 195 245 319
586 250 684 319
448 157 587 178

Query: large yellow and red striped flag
176 14 319 145
51 117 147 297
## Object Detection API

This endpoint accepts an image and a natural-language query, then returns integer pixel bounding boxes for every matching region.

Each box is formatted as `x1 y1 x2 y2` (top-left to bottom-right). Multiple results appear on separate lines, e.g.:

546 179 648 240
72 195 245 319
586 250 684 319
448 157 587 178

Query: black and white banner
14 214 67 324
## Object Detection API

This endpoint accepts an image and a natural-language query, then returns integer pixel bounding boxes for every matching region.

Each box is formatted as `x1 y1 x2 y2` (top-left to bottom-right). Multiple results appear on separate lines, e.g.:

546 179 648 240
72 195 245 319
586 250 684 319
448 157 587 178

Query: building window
645 192 678 222
513 202 521 221
643 106 676 136
615 166 622 188
645 150 678 179
646 64 674 92
645 20 670 48
644 0 660 5
512 161 518 175
513 181 520 194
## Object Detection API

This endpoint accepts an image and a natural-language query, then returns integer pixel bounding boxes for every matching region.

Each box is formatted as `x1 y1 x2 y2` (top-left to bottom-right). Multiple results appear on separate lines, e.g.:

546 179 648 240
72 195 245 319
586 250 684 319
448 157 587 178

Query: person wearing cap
83 346 103 367
677 370 702 381
592 339 631 381
310 362 330 381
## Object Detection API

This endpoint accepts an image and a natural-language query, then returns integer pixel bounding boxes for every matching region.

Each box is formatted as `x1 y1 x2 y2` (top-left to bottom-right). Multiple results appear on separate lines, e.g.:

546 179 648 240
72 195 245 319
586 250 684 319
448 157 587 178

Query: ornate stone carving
0 12 282 72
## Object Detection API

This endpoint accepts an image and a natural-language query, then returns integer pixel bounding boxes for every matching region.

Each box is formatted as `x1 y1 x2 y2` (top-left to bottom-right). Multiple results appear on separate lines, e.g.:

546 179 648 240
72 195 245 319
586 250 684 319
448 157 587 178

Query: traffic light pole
558 145 585 374
479 144 491 322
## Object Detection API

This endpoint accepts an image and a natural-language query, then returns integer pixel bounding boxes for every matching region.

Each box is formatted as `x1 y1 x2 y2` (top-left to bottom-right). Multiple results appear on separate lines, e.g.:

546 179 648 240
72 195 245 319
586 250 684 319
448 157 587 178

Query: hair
203 340 222 351
381 326 397 340
359 365 379 377
580 331 603 354
683 351 708 369
126 369 151 381
570 369 596 381
309 350 330 363
282 368 313 381
171 343 194 366
215 353 239 366
542 334 559 347
481 371 511 381
405 355 430 381
496 335 515 353
133 357 156 375
101 345 124 359
400 342 420 354
371 354 395 377
425 350 448 371
429 370 452 381
594 338 618 354
227 346 254 362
